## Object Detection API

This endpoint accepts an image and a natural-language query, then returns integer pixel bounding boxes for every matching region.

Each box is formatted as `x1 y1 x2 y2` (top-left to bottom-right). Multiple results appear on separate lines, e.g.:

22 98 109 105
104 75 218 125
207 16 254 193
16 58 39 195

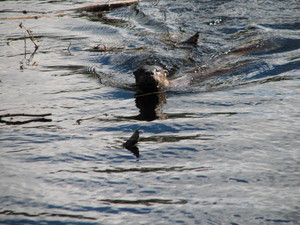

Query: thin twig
67 42 71 51
19 22 39 50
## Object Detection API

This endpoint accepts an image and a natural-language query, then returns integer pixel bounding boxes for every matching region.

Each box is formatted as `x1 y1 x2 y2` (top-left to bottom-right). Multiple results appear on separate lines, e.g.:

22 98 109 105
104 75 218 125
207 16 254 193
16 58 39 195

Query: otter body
133 35 275 93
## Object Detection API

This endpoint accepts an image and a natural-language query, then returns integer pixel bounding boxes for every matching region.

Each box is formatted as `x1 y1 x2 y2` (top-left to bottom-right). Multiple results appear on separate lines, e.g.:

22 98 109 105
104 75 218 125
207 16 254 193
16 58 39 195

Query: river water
0 0 299 224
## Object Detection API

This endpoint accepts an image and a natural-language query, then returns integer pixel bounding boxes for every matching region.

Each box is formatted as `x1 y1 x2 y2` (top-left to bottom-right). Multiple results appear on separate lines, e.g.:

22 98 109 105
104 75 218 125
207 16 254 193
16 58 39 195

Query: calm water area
0 0 299 224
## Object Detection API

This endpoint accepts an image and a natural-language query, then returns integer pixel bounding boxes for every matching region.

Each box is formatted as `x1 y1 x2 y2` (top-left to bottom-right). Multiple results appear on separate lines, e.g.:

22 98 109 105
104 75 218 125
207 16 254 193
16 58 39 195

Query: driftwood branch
0 0 140 20
69 0 140 12
0 118 52 125
0 113 52 125
0 113 52 117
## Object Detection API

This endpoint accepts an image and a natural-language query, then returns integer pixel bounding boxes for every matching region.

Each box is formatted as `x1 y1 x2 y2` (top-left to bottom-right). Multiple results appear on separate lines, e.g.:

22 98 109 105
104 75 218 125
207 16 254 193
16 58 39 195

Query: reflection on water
0 0 299 224
135 91 167 121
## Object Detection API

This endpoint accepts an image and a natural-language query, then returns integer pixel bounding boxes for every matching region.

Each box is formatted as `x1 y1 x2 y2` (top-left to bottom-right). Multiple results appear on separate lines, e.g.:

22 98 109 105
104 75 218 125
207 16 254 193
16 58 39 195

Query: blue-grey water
0 0 299 224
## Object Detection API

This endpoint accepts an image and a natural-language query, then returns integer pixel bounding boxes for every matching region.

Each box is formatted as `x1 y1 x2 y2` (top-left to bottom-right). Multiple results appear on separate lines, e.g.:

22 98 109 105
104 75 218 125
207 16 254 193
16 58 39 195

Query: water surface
0 0 299 224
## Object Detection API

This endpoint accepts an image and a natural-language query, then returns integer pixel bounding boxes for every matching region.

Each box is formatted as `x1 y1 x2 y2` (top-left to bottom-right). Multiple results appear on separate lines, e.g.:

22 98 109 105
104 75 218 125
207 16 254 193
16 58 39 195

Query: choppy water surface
0 0 299 224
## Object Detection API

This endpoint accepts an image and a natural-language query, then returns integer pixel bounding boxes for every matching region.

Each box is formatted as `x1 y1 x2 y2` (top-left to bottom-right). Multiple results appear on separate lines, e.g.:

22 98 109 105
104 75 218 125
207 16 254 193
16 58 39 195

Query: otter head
134 65 171 92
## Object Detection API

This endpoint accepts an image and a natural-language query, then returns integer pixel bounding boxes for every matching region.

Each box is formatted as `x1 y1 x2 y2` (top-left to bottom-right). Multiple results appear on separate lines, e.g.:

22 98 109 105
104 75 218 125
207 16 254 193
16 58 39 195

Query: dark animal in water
134 37 272 93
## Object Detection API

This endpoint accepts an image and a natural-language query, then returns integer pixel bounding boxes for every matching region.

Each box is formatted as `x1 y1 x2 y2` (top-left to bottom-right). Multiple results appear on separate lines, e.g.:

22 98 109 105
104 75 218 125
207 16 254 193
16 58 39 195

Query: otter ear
133 68 142 79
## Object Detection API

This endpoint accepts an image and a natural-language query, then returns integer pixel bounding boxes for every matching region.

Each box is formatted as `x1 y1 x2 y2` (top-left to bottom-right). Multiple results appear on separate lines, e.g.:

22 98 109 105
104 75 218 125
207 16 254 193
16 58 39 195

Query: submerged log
70 0 140 12
0 0 140 20
0 113 52 125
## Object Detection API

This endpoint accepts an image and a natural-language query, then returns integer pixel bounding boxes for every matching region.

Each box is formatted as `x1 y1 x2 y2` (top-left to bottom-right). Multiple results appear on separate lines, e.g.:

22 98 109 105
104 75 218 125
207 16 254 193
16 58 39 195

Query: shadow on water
135 91 167 121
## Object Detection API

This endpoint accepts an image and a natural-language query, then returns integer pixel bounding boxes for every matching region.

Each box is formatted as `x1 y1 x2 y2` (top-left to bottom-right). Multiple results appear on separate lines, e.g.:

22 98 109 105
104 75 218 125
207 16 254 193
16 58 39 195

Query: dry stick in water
0 118 52 125
15 22 39 69
0 113 52 125
19 22 39 50
0 113 52 117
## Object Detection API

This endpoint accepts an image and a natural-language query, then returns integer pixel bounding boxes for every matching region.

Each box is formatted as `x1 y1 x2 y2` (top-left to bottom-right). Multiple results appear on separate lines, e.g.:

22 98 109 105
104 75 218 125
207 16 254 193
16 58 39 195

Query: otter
134 41 272 93
133 32 201 93
134 65 195 92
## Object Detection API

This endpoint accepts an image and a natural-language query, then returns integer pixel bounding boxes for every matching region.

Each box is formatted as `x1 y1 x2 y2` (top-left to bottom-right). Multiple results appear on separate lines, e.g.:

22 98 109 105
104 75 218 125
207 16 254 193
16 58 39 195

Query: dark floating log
0 113 52 125
123 129 140 158
0 210 96 220
69 0 140 13
0 113 52 117
100 198 187 205
0 0 140 20
0 118 52 125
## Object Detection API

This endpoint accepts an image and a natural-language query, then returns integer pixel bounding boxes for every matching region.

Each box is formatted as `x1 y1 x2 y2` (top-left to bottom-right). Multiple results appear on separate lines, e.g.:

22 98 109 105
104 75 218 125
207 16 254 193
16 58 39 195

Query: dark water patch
102 89 135 100
140 134 213 143
262 22 300 30
256 217 296 224
100 198 187 206
26 151 99 164
0 210 96 220
129 4 170 33
206 16 248 27
249 60 300 80
229 178 249 183
167 111 243 119
5 147 36 154
116 207 151 214
250 37 300 56
238 74 298 88
50 169 88 174
93 122 175 134
48 87 104 97
0 132 79 147
93 166 209 174
265 219 294 223
41 177 103 189
163 146 200 155
0 220 98 225
139 122 206 134
50 166 210 174
41 65 87 74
